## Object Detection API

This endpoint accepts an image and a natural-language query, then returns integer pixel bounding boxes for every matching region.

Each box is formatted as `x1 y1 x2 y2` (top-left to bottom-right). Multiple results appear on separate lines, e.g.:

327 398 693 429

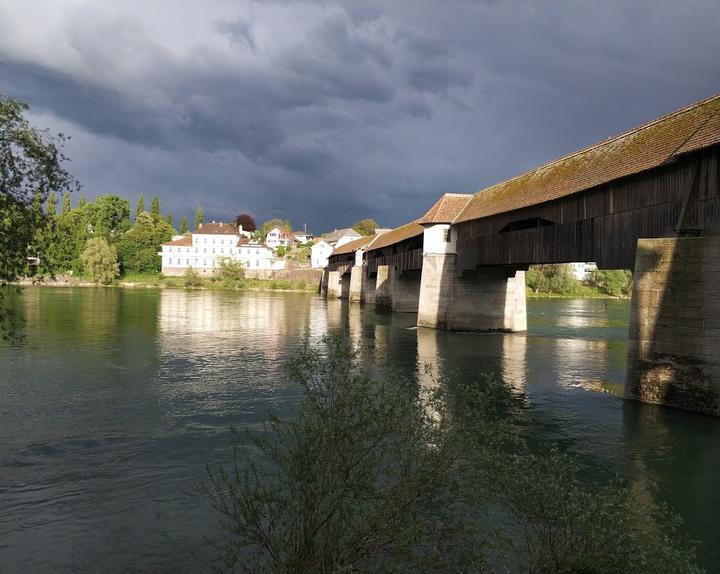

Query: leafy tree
61 191 72 214
276 245 287 257
77 193 87 210
81 237 119 284
166 213 173 227
208 336 703 574
589 269 633 297
84 194 130 238
194 206 204 231
0 95 79 336
151 196 160 220
234 213 257 232
352 218 379 236
526 264 578 294
115 211 174 274
46 191 58 217
179 215 189 234
135 195 145 219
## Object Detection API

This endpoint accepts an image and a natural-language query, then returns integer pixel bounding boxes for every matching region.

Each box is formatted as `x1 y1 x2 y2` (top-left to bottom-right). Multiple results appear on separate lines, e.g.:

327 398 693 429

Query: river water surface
1 287 720 572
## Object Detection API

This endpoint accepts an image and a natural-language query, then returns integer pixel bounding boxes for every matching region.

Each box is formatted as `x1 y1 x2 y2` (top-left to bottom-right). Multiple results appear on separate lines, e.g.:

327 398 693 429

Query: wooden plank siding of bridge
455 145 719 271
452 93 720 272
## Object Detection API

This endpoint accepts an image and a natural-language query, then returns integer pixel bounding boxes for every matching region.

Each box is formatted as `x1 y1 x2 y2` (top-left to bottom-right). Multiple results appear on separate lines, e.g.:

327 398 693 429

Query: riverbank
16 272 320 293
526 288 630 299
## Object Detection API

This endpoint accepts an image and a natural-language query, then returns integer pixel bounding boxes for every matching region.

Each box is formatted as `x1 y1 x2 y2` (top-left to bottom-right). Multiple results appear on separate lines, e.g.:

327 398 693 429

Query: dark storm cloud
1 0 719 230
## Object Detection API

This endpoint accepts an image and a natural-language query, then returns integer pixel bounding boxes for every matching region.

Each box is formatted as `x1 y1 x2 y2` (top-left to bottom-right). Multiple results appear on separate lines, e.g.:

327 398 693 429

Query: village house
159 222 285 276
311 239 334 268
265 226 296 249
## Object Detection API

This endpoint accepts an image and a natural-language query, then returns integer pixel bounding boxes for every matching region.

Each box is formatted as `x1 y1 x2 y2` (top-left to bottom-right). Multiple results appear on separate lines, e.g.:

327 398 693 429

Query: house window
186 259 189 265
444 228 452 242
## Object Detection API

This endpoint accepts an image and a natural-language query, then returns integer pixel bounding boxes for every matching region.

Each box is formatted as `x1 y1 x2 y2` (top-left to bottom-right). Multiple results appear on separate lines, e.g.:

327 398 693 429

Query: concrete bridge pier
327 270 351 299
626 236 720 416
417 255 526 332
417 223 526 332
349 266 363 303
374 264 421 312
349 266 375 304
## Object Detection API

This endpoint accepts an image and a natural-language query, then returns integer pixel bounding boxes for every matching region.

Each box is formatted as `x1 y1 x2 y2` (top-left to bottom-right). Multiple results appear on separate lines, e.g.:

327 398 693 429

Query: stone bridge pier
374 264 422 312
349 265 376 305
417 223 527 332
626 236 720 415
326 268 351 299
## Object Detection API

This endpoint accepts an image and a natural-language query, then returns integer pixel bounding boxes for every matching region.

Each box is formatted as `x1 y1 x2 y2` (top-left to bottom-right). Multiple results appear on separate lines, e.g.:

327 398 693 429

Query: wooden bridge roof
331 234 376 256
454 93 720 223
418 193 473 224
366 220 424 252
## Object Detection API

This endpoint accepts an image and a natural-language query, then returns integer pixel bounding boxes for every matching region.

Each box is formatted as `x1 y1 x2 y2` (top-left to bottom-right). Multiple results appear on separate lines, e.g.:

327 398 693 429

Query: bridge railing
366 248 423 275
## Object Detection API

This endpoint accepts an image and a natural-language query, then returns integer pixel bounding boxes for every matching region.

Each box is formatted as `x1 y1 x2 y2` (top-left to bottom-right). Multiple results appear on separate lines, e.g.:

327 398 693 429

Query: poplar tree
151 196 160 220
135 195 145 219
180 216 189 234
194 206 204 230
62 191 72 214
47 191 58 217
166 213 173 227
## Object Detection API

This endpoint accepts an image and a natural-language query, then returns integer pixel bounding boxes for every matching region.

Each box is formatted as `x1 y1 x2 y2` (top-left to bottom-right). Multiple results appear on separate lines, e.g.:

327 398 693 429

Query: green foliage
166 213 173 227
352 217 379 236
286 244 311 265
217 259 245 281
135 195 145 219
179 215 189 234
81 237 119 284
0 94 79 337
84 194 131 238
194 206 204 231
275 245 287 257
151 196 160 220
526 264 578 294
115 211 174 274
46 192 58 217
61 191 72 215
208 337 703 574
589 269 633 297
207 336 477 572
183 267 203 288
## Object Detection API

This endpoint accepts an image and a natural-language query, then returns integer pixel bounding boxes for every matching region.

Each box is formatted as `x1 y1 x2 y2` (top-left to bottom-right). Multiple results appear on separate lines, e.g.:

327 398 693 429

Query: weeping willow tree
0 94 79 338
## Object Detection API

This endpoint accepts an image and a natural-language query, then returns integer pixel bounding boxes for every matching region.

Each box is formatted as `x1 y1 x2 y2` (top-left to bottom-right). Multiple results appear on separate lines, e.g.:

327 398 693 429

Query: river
1 287 719 572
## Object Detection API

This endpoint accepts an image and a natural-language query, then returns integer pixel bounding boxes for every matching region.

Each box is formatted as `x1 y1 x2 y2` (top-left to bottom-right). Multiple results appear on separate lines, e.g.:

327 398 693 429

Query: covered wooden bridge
323 93 720 415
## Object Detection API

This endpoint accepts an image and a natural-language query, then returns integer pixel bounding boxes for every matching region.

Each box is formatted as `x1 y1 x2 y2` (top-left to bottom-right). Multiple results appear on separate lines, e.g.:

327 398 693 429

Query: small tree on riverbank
81 237 119 284
207 336 702 573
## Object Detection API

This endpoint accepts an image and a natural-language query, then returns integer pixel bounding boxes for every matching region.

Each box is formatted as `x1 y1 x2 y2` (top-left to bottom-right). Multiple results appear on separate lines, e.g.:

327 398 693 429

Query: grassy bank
526 286 630 299
20 272 319 293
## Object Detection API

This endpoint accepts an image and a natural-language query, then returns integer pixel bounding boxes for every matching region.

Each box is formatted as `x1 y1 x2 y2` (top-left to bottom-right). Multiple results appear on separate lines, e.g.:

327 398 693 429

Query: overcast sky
1 0 719 232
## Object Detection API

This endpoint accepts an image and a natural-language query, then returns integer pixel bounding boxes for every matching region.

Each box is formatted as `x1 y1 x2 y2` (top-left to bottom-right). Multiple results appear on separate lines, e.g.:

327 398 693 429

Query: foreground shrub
183 268 203 288
207 336 702 574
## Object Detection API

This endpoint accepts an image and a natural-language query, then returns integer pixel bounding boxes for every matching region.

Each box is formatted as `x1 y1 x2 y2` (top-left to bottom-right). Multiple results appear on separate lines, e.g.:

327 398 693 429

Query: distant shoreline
14 275 320 294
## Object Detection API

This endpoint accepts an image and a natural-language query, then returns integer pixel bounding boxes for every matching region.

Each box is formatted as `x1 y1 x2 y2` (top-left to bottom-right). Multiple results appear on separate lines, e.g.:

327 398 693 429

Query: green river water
1 287 719 572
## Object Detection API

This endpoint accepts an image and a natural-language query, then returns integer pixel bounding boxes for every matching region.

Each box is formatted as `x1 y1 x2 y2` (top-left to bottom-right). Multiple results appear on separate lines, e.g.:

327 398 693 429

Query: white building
323 227 361 249
159 222 285 276
569 262 598 281
311 239 334 268
265 226 296 249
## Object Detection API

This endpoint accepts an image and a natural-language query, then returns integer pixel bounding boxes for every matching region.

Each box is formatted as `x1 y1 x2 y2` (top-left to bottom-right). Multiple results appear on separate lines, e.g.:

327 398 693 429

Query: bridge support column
375 265 393 310
326 271 341 299
320 268 330 296
349 266 363 303
626 237 720 416
418 254 526 332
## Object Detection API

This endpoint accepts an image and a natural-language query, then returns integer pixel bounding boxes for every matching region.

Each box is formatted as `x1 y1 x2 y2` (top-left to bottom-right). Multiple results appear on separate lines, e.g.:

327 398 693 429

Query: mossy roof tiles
455 93 720 223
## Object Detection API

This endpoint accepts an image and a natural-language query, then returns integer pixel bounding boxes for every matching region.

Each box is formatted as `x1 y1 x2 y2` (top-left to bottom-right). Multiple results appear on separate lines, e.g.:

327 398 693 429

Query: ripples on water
1 288 719 572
